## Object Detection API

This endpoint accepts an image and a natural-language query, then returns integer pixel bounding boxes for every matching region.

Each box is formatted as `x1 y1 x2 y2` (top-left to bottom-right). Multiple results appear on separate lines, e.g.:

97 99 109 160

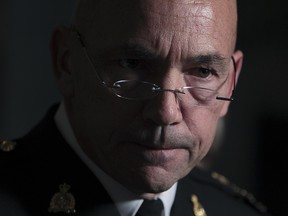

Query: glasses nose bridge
154 67 184 94
155 88 185 96
152 81 186 106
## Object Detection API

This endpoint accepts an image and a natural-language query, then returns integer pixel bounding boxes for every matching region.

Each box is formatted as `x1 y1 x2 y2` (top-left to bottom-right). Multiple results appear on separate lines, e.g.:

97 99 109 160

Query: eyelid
187 63 228 75
184 66 214 73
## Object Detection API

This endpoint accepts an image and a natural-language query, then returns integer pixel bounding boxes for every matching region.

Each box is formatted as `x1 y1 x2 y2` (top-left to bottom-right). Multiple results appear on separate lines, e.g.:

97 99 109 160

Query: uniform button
0 140 17 152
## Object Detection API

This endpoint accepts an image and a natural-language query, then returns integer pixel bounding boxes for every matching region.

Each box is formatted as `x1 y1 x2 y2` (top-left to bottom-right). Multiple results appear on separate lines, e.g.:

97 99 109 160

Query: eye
187 67 214 78
197 68 213 78
119 59 140 69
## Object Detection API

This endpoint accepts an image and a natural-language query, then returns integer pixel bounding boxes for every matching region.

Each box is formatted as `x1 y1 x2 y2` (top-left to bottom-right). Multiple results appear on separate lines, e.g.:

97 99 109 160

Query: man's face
60 0 241 195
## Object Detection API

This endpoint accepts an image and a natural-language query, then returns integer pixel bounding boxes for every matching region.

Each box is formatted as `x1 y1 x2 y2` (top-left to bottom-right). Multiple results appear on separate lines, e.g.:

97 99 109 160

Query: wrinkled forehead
73 0 237 53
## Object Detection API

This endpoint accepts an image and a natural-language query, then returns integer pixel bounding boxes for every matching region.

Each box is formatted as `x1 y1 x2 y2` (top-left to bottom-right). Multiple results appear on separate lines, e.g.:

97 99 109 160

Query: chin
127 165 190 194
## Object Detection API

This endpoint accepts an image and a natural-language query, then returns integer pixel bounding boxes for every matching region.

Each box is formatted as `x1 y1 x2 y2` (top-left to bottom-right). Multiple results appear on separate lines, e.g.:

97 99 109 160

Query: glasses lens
109 80 160 100
109 80 220 105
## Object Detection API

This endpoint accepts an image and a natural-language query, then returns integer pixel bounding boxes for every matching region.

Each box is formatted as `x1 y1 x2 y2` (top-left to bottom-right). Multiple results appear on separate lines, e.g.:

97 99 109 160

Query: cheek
183 106 221 158
72 90 143 161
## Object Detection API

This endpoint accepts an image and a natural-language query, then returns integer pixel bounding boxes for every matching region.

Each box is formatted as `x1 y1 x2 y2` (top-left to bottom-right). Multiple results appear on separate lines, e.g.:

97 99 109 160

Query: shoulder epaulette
211 171 268 214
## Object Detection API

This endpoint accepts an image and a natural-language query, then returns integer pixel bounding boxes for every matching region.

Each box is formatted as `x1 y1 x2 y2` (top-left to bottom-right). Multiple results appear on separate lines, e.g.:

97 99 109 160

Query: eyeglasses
74 29 237 106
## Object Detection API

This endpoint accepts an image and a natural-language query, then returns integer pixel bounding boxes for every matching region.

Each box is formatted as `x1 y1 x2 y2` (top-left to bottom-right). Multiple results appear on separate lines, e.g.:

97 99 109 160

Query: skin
51 0 243 198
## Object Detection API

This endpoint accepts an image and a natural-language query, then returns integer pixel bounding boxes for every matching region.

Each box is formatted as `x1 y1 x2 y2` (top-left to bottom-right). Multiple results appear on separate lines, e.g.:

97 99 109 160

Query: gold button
0 140 17 152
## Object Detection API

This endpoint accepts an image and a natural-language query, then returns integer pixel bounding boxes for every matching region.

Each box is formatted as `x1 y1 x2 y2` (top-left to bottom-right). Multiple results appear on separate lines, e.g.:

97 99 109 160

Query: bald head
72 0 238 53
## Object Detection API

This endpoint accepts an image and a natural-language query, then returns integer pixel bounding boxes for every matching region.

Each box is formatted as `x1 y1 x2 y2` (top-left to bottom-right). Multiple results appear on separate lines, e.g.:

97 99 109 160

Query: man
0 0 269 215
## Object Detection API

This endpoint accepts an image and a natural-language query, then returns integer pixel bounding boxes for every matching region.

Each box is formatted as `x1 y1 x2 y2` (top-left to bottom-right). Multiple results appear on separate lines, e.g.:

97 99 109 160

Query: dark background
1 1 287 215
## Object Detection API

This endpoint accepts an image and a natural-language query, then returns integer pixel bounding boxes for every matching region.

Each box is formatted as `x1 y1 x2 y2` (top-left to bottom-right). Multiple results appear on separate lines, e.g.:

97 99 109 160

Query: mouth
121 141 187 165
136 141 179 150
125 139 186 152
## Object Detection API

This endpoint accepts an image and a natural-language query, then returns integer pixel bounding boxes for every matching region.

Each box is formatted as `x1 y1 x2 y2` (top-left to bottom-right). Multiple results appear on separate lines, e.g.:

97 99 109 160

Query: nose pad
142 89 183 126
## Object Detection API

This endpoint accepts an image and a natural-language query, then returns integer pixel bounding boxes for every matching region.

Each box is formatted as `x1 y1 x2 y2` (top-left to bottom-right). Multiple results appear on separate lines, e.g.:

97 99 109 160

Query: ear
232 50 243 87
220 50 244 117
50 26 74 98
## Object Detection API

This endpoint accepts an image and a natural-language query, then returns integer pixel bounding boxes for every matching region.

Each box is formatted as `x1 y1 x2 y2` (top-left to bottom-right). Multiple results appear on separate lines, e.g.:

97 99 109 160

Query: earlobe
50 26 74 98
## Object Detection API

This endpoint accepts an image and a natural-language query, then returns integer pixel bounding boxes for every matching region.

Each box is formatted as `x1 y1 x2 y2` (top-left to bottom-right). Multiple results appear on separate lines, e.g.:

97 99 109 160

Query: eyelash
185 67 218 79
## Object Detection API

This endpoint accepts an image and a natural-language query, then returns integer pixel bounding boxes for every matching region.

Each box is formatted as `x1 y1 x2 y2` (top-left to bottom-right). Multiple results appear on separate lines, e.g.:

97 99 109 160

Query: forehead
75 0 236 57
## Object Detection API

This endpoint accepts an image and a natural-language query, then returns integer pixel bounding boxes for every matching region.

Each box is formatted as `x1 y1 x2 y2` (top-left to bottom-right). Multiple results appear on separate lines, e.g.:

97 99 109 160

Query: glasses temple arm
216 56 237 102
75 30 107 86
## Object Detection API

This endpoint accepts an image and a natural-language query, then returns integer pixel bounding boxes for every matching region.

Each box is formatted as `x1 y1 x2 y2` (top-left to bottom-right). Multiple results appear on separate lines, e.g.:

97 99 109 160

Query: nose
142 73 183 126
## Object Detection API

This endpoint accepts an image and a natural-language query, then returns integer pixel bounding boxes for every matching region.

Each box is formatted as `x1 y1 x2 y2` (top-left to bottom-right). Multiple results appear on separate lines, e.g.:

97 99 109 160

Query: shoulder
0 138 33 213
178 167 271 216
0 104 63 166
0 104 76 179
0 138 31 175
0 104 64 197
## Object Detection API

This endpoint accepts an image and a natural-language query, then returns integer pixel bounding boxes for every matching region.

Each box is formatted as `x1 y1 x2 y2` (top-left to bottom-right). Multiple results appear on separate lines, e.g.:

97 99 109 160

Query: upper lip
124 137 185 150
135 142 178 150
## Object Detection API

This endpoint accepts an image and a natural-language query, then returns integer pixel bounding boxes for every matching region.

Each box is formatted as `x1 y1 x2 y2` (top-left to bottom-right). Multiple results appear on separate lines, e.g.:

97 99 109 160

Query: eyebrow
107 43 229 67
189 54 229 66
187 54 231 74
110 43 159 59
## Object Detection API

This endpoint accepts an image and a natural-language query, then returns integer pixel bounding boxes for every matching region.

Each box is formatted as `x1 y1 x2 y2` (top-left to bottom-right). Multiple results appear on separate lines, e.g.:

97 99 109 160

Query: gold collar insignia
48 183 76 214
191 194 207 216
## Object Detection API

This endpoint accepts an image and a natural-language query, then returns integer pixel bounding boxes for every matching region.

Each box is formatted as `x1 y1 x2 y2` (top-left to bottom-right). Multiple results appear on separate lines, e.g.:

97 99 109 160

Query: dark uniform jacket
0 104 270 216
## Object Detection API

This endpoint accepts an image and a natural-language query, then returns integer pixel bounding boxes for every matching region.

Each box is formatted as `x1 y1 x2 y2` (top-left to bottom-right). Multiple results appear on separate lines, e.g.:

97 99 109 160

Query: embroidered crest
48 183 76 214
0 140 16 152
191 194 207 216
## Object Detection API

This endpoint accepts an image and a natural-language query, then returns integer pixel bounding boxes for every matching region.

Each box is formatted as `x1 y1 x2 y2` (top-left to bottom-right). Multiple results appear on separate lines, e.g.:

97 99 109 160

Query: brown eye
187 68 213 78
197 68 212 78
